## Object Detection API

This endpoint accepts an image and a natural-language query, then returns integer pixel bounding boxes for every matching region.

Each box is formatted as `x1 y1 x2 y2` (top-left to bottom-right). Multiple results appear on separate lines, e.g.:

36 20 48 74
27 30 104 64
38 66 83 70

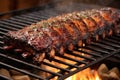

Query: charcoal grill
0 1 120 80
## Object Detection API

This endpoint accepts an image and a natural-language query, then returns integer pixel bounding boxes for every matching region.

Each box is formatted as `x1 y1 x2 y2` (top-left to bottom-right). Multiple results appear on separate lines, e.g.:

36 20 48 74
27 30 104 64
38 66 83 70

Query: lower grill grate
0 34 120 80
0 3 120 80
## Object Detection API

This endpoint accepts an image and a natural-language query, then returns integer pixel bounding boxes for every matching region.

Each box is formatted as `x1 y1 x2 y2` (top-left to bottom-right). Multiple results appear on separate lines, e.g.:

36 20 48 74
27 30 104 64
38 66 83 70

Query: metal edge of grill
0 2 120 80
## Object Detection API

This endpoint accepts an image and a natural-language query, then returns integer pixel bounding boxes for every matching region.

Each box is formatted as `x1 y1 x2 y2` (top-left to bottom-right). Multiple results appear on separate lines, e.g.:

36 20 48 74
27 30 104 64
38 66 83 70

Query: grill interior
0 2 120 80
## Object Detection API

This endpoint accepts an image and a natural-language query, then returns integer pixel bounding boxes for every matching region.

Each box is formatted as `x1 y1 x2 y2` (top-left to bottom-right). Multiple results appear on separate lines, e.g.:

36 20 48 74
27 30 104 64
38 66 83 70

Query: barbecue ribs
3 7 120 64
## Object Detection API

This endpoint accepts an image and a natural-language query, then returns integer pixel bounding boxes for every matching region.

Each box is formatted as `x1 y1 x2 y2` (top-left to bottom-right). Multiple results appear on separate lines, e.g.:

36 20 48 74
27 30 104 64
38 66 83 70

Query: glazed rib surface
4 7 120 63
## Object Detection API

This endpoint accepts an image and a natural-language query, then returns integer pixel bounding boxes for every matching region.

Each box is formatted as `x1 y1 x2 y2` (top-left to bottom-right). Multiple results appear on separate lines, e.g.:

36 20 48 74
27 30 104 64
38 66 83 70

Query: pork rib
3 7 120 64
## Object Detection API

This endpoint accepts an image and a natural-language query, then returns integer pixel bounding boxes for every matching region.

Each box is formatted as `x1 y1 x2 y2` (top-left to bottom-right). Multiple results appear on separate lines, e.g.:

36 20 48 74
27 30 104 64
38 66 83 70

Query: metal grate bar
52 58 79 68
98 40 120 48
90 42 116 51
0 61 45 80
65 50 96 61
75 49 103 57
5 19 27 26
19 11 57 21
14 16 38 23
10 17 32 24
0 74 13 80
0 24 20 31
0 53 62 77
56 54 88 64
0 20 22 29
43 61 71 72
114 54 120 59
19 15 43 21
18 15 41 21
24 13 48 20
28 12 58 19
111 36 120 41
85 46 110 54
0 27 10 32
0 41 3 45
0 31 8 36
105 38 120 45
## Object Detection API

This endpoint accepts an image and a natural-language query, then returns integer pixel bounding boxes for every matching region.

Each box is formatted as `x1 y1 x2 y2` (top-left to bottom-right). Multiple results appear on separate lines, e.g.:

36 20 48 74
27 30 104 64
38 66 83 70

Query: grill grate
0 3 120 80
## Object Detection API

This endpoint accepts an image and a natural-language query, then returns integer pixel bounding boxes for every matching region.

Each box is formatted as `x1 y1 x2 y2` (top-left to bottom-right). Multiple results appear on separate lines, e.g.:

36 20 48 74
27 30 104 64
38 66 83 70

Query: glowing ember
83 43 85 47
40 46 102 80
66 68 101 80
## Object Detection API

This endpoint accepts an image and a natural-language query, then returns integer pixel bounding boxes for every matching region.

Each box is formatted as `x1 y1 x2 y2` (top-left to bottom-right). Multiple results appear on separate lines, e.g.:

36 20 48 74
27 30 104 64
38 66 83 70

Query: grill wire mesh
0 2 120 80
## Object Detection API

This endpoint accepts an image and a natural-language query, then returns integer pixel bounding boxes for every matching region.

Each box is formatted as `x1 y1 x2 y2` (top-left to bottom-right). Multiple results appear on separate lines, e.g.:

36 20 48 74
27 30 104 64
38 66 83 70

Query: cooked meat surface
3 7 120 64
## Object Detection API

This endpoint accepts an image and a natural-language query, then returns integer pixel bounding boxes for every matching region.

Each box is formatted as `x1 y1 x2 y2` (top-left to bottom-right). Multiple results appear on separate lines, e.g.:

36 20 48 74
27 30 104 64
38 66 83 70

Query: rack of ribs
3 7 120 64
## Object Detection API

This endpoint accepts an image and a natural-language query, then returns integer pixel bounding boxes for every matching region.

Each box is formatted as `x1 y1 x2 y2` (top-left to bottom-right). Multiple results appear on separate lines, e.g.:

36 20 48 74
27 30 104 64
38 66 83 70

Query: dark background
0 0 120 18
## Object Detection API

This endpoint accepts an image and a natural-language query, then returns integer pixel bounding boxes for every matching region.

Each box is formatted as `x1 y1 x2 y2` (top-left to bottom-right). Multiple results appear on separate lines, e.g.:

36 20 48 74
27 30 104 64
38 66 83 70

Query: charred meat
3 7 120 64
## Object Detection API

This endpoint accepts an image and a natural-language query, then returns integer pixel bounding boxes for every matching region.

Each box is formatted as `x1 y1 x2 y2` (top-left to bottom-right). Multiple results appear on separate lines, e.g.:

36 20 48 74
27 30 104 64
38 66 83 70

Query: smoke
50 0 102 15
